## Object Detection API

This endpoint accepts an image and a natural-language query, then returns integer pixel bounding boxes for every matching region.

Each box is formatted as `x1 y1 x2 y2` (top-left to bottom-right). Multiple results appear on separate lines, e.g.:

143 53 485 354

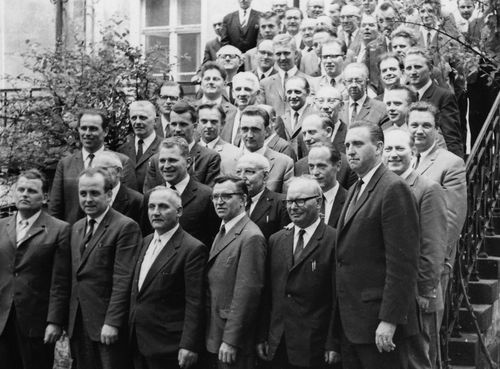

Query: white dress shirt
222 212 246 234
249 189 265 215
16 210 42 245
82 146 105 168
293 217 321 252
136 132 156 154
416 79 433 100
167 174 190 196
358 162 382 199
323 183 340 223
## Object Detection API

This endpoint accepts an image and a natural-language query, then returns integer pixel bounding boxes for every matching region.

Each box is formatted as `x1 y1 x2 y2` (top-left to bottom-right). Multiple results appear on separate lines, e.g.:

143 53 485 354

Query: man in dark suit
118 100 162 191
383 128 448 369
144 101 221 190
94 152 143 224
221 0 261 53
141 137 220 248
336 121 420 368
260 104 297 161
0 169 70 369
49 109 138 224
235 153 290 240
404 48 464 158
339 63 389 127
313 86 347 153
256 176 340 368
295 114 357 189
311 40 349 97
308 143 348 228
154 81 184 138
206 175 267 369
338 4 362 53
129 187 207 369
68 167 142 369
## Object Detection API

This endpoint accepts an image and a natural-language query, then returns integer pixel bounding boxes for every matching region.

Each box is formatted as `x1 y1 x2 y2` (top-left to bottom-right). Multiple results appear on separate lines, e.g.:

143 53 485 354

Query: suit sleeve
281 158 294 194
379 180 420 324
104 220 142 328
222 233 267 348
417 182 447 297
48 160 65 220
204 152 221 187
143 155 160 193
439 92 464 158
203 42 213 65
180 242 208 352
220 14 231 47
47 221 71 326
121 156 138 190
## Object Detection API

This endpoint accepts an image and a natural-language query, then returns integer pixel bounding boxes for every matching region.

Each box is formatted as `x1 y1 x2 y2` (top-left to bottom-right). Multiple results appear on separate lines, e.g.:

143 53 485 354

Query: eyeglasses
218 54 240 59
322 54 344 59
315 97 342 104
284 195 318 207
344 78 366 85
159 95 179 101
211 192 243 201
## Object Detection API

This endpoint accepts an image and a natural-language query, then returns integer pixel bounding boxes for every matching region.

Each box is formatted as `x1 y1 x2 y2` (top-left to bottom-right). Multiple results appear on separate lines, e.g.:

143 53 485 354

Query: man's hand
44 323 62 344
100 324 119 345
178 349 198 368
375 321 397 353
219 342 237 364
256 342 270 361
325 350 341 364
417 295 432 311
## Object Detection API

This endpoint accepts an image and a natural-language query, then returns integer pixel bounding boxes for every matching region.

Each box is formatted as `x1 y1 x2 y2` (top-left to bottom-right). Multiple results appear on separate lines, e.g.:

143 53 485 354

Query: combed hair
18 168 49 193
259 10 279 22
377 51 404 71
350 120 385 144
309 141 341 165
213 175 249 197
237 153 271 172
343 62 369 80
171 100 197 123
232 72 260 92
241 106 271 128
149 186 182 208
390 25 419 46
405 47 434 69
385 128 415 148
408 101 439 121
201 61 228 80
285 7 304 19
273 33 297 51
197 103 226 124
160 137 190 159
313 24 336 37
285 75 311 94
153 81 184 98
79 167 114 192
78 109 109 130
318 112 335 130
386 84 418 104
129 100 157 116
322 39 348 56
93 151 123 169
287 176 323 197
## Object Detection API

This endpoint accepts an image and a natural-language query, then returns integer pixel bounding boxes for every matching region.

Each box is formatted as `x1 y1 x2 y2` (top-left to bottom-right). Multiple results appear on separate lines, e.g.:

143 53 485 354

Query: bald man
118 101 163 192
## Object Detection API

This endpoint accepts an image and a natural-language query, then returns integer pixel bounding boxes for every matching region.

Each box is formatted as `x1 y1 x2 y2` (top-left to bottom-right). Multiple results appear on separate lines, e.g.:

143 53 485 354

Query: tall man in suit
404 48 464 158
154 81 184 138
206 175 267 369
383 128 447 369
339 63 389 127
93 151 143 224
336 121 420 369
308 143 348 228
68 167 142 369
118 100 162 191
0 169 70 369
235 153 290 240
49 109 138 224
129 187 207 369
240 106 294 193
144 101 221 190
257 176 340 368
313 86 347 153
221 0 261 53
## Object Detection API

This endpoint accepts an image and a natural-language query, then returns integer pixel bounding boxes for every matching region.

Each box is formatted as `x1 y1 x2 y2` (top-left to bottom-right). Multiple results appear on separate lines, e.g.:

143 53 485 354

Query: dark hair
405 47 433 69
377 51 404 71
241 106 271 128
350 120 384 144
313 24 336 37
213 175 249 197
387 84 418 104
160 137 190 159
201 61 228 80
18 168 48 193
260 10 279 22
318 113 335 130
408 101 439 126
171 100 197 123
390 26 418 46
154 81 184 99
79 167 114 192
197 103 227 125
77 109 109 131
285 75 311 95
309 142 341 165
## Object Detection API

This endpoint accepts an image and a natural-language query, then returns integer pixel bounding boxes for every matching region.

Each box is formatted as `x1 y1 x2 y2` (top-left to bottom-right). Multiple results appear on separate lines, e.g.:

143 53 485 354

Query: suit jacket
117 134 162 192
141 177 220 248
67 209 142 341
143 142 221 192
221 9 261 53
129 228 207 357
155 116 169 138
299 51 321 77
252 67 278 82
420 81 464 158
112 184 143 224
364 36 389 94
335 164 420 344
259 71 315 117
198 100 238 146
0 211 71 337
325 185 347 229
262 147 294 194
339 96 389 127
206 215 267 355
243 47 258 72
206 137 242 175
338 29 363 54
297 120 348 158
266 134 297 161
294 154 357 190
203 37 222 65
310 75 348 100
414 145 467 264
249 188 290 240
262 222 337 366
405 170 447 312
49 149 138 224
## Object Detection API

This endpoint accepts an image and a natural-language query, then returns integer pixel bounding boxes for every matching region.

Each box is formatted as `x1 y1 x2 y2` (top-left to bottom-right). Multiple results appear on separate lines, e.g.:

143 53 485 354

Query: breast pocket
94 244 114 266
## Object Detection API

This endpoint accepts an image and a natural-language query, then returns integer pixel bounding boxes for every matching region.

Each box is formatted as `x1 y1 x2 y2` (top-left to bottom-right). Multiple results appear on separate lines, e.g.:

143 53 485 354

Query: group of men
0 0 474 369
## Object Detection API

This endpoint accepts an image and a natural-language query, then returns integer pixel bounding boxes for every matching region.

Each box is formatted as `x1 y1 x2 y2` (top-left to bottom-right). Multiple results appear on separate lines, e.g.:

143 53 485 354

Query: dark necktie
137 139 144 160
87 153 95 168
170 184 177 192
416 92 420 101
261 74 266 81
293 111 299 131
351 102 358 124
283 71 288 93
426 31 432 48
246 197 253 214
219 224 226 239
413 153 421 170
320 194 326 220
330 78 336 87
346 32 352 47
227 82 234 104
345 179 364 220
80 218 96 256
293 229 306 264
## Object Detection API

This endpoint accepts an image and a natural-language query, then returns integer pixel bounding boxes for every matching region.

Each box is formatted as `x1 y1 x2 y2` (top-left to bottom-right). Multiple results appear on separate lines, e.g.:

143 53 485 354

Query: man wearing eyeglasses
338 4 362 52
154 81 184 138
339 63 389 127
251 40 278 82
216 45 245 105
118 100 163 192
206 175 266 369
311 40 349 96
256 176 340 368
299 25 335 77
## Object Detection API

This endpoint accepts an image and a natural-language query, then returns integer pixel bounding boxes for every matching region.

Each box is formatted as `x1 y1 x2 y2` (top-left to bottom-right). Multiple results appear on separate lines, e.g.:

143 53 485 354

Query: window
142 0 201 81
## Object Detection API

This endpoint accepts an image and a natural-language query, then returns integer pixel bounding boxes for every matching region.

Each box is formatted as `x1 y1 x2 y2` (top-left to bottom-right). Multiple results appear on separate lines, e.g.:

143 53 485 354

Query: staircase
445 92 500 369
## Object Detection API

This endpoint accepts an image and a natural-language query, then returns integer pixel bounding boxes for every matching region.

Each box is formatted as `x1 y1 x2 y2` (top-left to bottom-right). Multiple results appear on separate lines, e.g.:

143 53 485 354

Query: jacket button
287 294 292 298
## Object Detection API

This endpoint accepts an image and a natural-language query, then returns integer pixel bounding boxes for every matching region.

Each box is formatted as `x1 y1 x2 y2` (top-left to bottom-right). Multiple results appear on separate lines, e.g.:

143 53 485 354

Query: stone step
477 256 500 279
484 235 500 257
468 279 499 305
459 304 493 333
448 333 500 367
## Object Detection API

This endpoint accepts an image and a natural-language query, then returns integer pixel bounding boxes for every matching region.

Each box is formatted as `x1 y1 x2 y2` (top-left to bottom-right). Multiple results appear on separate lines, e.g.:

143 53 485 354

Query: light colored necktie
241 9 248 28
351 102 358 124
138 238 162 290
16 219 30 246
293 229 306 264
87 153 95 168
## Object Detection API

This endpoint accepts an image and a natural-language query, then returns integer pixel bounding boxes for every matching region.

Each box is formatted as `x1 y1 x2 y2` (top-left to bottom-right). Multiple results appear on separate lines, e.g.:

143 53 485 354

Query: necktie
293 229 306 264
413 153 421 169
320 194 326 221
283 71 288 93
260 74 266 81
426 31 432 48
170 184 177 192
293 111 299 130
351 102 358 124
330 78 336 87
87 153 95 168
16 219 30 246
245 197 253 214
416 92 420 101
241 9 248 28
137 139 144 160
219 224 226 239
80 218 96 256
346 32 352 47
227 82 234 104
345 179 364 220
138 238 162 290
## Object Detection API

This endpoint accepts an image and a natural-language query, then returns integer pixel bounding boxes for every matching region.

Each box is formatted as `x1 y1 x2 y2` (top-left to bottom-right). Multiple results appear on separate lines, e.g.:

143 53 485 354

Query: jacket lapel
357 98 371 121
282 111 293 139
136 136 161 167
328 187 347 226
6 217 17 249
281 227 294 270
209 216 249 262
250 189 272 223
264 148 276 174
112 185 129 214
181 178 197 208
16 212 47 248
415 145 438 175
272 74 284 101
78 210 113 269
291 222 325 270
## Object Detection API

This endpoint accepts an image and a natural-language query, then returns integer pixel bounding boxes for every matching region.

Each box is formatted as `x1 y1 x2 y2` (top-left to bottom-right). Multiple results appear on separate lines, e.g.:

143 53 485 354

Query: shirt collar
323 182 339 203
264 132 277 146
200 136 221 149
278 66 298 81
153 223 179 245
188 141 196 152
291 103 307 117
222 211 246 234
251 189 265 205
82 146 105 161
167 174 190 195
87 206 111 228
417 79 433 99
360 162 382 185
420 142 436 160
110 182 121 205
400 166 414 180
243 145 266 156
239 7 251 17
16 209 42 228
294 217 321 238
257 67 274 78
136 132 156 151
349 94 367 107
202 96 223 105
